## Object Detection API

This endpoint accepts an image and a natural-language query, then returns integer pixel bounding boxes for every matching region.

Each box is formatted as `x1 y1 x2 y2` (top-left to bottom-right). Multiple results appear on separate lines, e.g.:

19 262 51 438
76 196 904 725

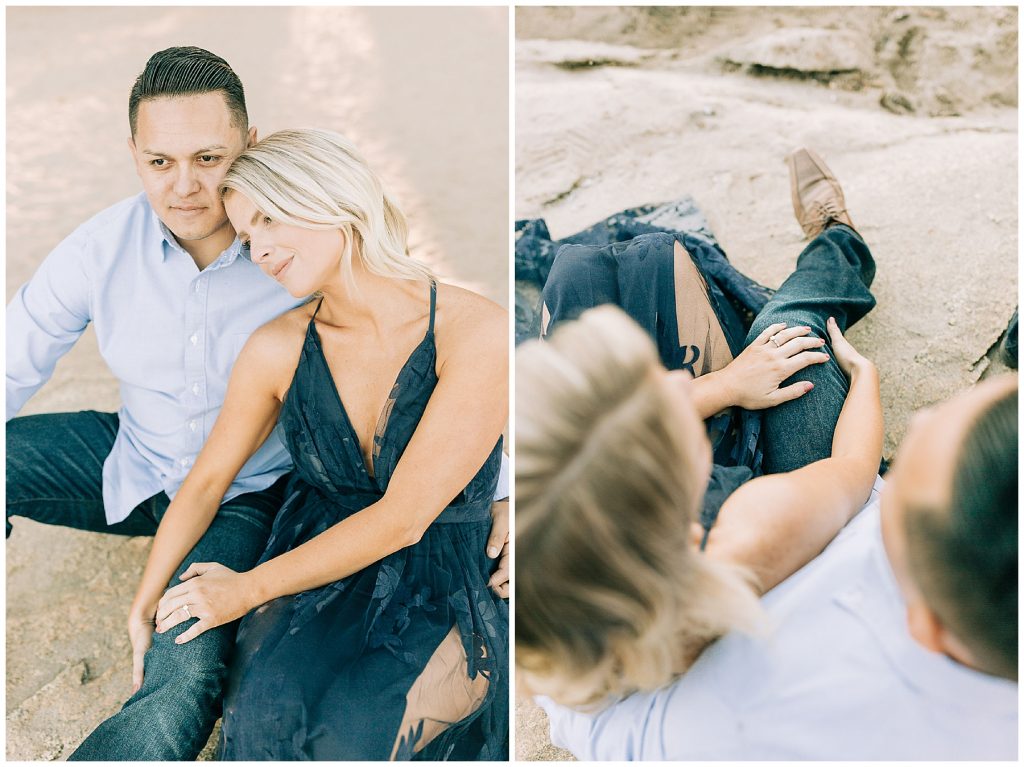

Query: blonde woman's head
221 128 433 297
516 305 764 707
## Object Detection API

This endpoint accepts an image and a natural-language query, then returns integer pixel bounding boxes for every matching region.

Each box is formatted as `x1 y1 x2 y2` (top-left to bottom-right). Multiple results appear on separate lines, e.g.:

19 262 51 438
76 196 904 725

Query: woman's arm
689 322 830 419
702 317 882 594
127 319 296 689
160 293 509 644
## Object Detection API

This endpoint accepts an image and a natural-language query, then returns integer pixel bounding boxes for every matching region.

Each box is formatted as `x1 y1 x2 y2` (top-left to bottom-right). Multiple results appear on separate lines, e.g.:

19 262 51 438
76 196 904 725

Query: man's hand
128 607 156 695
486 499 509 599
826 316 873 378
154 562 258 644
700 322 830 413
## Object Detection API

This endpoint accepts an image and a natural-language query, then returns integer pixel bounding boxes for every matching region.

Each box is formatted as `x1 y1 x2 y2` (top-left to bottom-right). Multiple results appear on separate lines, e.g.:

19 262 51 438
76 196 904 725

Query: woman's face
224 190 346 298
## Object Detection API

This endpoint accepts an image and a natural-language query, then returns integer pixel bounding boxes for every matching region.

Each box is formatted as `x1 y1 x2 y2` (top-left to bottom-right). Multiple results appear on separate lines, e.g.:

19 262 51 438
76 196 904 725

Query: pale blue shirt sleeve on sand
7 193 511 525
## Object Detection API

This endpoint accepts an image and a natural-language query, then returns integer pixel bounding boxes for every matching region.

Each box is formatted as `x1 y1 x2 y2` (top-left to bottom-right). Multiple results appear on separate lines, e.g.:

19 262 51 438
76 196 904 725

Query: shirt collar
146 198 246 267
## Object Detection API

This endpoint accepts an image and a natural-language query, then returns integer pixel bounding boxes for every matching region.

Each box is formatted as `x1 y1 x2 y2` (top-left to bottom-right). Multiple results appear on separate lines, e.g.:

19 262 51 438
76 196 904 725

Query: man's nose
172 166 200 197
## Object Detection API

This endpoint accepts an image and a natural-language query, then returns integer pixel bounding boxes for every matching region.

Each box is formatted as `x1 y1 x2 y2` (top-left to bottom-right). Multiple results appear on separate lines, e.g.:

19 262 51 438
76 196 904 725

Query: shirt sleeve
537 693 655 760
6 229 93 420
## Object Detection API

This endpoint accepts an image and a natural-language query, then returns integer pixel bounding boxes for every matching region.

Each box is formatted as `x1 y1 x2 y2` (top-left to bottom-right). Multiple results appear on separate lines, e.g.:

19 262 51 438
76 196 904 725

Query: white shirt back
540 480 1018 760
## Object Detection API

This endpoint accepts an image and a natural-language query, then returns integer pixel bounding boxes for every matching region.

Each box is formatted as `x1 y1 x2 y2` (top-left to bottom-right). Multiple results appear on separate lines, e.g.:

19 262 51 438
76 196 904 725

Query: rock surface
720 27 873 77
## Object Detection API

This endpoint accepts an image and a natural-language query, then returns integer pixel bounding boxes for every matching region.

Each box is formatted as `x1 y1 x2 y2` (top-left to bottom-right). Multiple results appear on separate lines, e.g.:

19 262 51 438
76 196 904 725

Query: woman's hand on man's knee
699 322 830 413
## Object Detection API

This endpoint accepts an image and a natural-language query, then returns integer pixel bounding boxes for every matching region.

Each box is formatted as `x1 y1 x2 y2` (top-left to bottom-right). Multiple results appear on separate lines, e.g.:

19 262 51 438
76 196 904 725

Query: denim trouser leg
6 410 286 760
745 225 876 474
70 484 283 761
6 411 159 536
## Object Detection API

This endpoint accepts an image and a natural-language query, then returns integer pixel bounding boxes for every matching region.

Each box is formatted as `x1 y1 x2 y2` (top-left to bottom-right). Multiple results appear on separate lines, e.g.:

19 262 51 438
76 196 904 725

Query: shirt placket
181 269 210 477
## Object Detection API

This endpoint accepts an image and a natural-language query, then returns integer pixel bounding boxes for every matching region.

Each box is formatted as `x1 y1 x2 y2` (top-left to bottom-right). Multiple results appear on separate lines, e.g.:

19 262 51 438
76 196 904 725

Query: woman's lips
272 256 294 280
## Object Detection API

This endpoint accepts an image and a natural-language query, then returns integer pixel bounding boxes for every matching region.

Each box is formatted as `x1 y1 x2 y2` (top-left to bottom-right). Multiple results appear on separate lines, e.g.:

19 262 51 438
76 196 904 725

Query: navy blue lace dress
219 283 507 760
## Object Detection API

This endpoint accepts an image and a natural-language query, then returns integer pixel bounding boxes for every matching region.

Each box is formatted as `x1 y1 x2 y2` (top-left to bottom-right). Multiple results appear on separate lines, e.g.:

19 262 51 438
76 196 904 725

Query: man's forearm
831 362 883 482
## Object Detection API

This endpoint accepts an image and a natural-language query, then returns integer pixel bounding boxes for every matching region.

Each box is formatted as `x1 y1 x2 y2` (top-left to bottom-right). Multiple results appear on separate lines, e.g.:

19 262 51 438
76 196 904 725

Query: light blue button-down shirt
8 192 509 526
541 479 1018 760
6 193 304 524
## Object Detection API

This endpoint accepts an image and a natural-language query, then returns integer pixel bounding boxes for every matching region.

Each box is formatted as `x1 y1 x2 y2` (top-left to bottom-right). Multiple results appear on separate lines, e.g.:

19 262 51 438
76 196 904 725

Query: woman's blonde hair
516 305 765 708
221 128 434 285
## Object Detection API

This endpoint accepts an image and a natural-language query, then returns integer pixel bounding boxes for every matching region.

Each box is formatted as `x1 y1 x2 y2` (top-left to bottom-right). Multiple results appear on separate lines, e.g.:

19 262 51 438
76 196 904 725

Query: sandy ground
5 7 508 760
514 6 1017 760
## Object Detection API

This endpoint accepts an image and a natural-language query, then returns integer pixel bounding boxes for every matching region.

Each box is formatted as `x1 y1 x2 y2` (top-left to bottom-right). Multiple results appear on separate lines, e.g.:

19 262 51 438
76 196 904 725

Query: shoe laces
811 199 844 227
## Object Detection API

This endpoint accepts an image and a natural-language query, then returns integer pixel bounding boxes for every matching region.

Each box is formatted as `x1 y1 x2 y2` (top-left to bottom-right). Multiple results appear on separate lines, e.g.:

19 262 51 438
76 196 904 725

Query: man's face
128 92 253 246
880 376 1017 625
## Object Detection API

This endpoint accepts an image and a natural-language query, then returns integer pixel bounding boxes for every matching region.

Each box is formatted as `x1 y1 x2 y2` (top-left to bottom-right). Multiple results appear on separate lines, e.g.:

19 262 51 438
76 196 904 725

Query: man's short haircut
128 46 247 136
905 385 1018 680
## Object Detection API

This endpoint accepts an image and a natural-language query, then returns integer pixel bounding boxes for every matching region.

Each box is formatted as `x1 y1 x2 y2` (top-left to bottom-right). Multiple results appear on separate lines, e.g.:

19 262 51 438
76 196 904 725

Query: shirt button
190 333 198 346
189 420 198 432
191 383 200 395
194 282 201 293
179 458 188 467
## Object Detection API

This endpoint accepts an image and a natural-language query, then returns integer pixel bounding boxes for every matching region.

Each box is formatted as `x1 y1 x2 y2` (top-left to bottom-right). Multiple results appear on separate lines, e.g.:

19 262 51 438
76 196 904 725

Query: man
540 374 1018 759
7 46 508 760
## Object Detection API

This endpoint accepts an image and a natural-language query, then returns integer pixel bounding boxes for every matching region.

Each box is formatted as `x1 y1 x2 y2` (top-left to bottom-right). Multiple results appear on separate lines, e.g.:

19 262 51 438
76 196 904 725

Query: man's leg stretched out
749 149 877 475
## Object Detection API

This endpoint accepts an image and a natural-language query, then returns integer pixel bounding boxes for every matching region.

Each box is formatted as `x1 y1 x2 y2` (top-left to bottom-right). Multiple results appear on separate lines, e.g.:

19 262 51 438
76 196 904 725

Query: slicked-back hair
129 46 247 136
906 383 1018 680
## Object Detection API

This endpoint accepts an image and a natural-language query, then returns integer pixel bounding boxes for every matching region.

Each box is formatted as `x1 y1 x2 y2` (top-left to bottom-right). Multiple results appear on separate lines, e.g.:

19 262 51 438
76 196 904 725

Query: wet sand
515 6 1017 760
6 7 508 759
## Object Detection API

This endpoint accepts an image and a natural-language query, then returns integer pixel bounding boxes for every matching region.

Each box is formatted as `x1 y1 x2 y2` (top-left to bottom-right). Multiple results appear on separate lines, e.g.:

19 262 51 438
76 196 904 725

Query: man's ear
247 126 258 147
906 601 945 655
127 135 141 176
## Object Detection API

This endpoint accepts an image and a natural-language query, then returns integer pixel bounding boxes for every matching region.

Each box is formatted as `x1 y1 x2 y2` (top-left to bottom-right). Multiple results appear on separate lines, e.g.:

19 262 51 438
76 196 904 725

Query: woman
127 129 508 759
516 304 881 707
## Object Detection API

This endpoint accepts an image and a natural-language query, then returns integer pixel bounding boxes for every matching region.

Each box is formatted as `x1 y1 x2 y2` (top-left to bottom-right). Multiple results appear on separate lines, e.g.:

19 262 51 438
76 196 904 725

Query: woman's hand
155 562 259 644
128 605 157 694
826 316 874 378
719 322 830 410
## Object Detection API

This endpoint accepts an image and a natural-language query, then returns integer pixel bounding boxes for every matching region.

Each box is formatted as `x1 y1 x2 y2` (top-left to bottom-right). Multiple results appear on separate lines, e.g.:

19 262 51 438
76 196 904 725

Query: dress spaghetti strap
310 295 326 322
427 280 437 335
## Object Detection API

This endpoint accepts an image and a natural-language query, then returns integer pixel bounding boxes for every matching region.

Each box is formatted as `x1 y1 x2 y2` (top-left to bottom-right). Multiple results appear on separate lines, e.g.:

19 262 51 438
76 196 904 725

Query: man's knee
139 621 234 699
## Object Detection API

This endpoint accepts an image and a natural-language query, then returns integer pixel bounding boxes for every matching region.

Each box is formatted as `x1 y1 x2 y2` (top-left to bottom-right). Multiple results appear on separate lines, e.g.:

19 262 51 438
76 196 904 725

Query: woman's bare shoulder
435 282 507 330
433 282 508 369
249 302 314 348
239 301 317 396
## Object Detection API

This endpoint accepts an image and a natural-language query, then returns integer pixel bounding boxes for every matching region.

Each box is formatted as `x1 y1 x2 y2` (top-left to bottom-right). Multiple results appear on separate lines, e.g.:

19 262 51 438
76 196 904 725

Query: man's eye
199 155 221 164
150 159 166 167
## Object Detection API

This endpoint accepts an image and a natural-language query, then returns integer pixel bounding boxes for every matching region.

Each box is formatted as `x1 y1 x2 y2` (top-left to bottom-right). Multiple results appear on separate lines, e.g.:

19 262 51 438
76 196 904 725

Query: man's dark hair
128 46 247 136
905 385 1018 680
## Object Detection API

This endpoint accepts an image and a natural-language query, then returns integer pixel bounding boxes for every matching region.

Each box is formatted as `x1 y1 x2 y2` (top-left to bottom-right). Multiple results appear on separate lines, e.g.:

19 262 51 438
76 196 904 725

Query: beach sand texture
6 7 508 759
515 6 1017 760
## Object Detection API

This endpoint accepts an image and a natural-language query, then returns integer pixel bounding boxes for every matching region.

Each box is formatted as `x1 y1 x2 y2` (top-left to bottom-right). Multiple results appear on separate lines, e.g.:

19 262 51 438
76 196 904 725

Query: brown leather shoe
787 148 855 238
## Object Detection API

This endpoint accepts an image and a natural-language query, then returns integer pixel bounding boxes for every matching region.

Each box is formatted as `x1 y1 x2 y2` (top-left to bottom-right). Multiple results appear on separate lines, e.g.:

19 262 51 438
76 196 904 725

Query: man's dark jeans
6 410 287 760
747 224 876 474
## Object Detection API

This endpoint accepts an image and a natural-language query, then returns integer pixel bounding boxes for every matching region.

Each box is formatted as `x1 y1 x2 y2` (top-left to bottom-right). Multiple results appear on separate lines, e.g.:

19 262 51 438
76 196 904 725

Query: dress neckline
304 281 437 481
